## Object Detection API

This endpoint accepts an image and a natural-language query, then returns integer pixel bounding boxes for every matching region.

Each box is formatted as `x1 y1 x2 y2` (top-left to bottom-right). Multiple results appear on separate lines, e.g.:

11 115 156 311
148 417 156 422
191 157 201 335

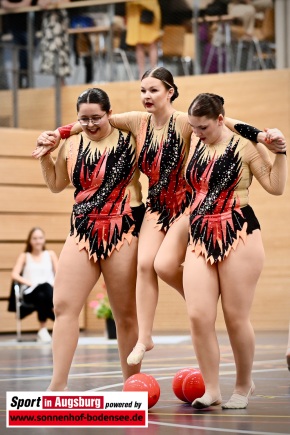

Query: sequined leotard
63 129 143 261
185 133 287 264
58 118 267 234
109 111 193 231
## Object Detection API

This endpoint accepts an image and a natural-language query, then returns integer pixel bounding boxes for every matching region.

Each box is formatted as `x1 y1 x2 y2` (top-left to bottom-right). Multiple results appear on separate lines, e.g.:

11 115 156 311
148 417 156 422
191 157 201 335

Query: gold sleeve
110 112 145 137
245 141 287 196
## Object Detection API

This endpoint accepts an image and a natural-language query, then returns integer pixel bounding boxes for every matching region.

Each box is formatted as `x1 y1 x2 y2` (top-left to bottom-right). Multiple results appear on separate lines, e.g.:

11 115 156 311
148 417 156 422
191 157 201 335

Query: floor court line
0 361 286 384
1 332 289 435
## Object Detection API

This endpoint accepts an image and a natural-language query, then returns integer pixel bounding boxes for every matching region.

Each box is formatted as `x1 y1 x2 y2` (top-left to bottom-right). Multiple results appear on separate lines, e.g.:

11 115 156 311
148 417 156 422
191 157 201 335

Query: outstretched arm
58 122 81 139
32 112 141 158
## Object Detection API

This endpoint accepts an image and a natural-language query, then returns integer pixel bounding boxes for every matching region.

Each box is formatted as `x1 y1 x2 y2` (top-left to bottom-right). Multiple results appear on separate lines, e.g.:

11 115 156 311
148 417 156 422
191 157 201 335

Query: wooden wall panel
0 128 42 156
0 271 13 297
0 91 12 124
0 242 65 269
0 186 73 213
17 89 55 130
173 70 289 137
0 69 289 335
1 70 288 135
0 157 47 185
0 214 70 241
0 301 54 333
0 302 85 333
0 124 86 334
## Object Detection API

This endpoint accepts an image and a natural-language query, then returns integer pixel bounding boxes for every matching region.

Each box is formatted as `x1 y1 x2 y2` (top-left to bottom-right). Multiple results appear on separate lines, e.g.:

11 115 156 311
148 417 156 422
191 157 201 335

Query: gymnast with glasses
78 113 107 126
33 87 145 391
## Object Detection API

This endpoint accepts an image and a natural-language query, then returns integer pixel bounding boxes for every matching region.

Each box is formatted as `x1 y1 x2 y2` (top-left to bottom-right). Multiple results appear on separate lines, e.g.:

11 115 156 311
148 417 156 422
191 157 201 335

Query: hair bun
171 83 179 101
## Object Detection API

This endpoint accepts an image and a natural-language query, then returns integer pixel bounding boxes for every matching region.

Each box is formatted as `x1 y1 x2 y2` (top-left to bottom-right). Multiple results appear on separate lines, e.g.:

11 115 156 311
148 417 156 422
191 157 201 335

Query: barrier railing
0 0 133 127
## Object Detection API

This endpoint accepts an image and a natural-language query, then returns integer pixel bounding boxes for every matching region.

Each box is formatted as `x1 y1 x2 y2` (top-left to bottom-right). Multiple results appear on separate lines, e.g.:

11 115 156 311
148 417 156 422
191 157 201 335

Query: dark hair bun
171 84 179 102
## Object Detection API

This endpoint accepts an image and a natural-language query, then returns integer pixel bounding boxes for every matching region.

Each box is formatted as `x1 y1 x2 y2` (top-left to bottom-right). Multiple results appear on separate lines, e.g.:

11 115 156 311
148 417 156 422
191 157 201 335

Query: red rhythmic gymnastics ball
172 368 196 402
123 373 160 409
182 369 205 403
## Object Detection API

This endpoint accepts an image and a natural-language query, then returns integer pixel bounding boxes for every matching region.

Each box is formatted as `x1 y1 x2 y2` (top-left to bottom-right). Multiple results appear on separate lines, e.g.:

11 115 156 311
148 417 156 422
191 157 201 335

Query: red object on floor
172 368 195 402
182 369 205 403
123 373 160 409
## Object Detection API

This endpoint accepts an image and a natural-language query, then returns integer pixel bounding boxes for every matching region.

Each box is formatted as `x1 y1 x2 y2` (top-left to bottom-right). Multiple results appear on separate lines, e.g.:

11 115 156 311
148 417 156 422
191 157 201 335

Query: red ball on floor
182 369 205 403
172 368 195 402
123 373 160 409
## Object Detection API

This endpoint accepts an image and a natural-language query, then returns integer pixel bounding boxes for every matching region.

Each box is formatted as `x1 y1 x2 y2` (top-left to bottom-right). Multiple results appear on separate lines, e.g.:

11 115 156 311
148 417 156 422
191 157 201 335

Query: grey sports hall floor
0 331 289 435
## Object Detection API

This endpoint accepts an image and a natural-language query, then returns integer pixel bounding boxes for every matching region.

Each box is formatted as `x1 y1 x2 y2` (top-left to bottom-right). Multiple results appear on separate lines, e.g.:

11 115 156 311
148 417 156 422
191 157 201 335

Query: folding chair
8 282 36 342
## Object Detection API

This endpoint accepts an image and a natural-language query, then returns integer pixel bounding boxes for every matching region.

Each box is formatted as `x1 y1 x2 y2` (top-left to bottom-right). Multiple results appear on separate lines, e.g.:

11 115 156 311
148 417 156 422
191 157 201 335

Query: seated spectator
9 227 58 342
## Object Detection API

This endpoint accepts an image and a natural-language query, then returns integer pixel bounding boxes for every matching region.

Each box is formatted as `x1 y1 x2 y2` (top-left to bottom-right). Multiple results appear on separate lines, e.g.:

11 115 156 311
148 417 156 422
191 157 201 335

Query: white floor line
0 335 192 347
0 363 287 384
